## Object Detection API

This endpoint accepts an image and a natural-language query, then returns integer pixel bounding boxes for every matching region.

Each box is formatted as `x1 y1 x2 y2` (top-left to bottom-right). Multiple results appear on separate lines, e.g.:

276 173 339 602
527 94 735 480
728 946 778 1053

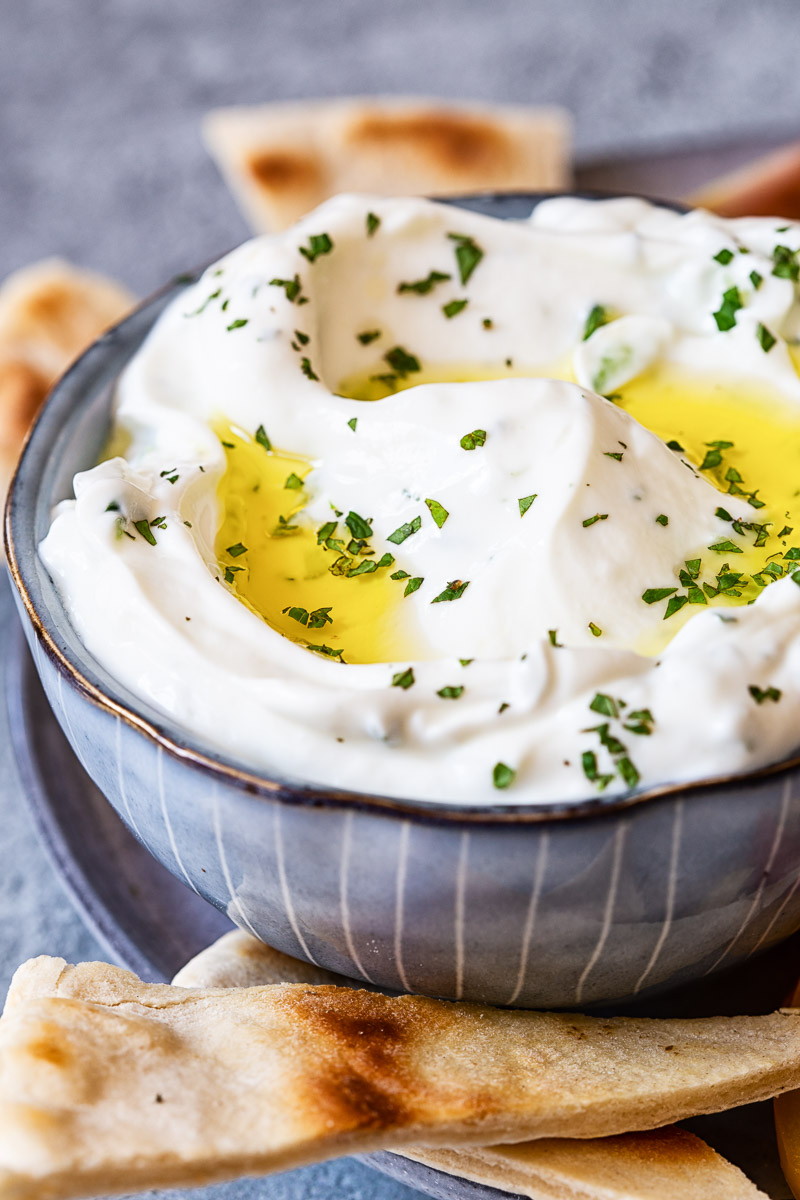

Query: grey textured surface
3 3 800 1197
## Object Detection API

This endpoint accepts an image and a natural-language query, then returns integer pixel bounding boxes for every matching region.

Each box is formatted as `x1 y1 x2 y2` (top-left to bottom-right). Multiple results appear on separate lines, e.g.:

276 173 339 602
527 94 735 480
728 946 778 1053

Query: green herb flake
604 451 623 461
226 318 248 331
459 658 473 667
749 684 782 704
708 539 744 554
548 629 563 648
617 756 640 789
712 286 743 332
347 417 358 432
404 576 423 597
519 494 537 517
482 317 494 329
384 345 421 377
226 542 247 557
447 232 484 285
756 322 777 352
442 298 469 319
357 329 381 345
299 233 333 263
750 269 764 290
425 498 449 528
460 428 486 450
588 621 603 637
387 516 421 544
397 270 451 295
255 425 272 452
299 357 318 381
392 667 415 690
664 594 689 620
345 511 373 540
431 579 470 603
492 762 516 790
666 439 685 452
642 587 677 604
366 211 380 237
590 693 618 718
134 519 157 546
284 472 304 490
582 304 609 340
772 244 800 281
713 248 734 265
583 513 609 528
269 275 302 303
437 685 464 699
655 514 669 526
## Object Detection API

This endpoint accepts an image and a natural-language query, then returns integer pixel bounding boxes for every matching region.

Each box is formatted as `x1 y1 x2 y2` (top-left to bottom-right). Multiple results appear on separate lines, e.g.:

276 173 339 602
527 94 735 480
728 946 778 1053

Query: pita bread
403 1131 768 1200
0 258 134 500
173 933 767 1200
203 96 571 232
0 954 799 1199
689 141 800 220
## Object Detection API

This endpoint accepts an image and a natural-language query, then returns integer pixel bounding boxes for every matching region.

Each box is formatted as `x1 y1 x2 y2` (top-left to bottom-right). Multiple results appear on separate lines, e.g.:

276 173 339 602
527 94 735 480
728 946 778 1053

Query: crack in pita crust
0 953 794 1199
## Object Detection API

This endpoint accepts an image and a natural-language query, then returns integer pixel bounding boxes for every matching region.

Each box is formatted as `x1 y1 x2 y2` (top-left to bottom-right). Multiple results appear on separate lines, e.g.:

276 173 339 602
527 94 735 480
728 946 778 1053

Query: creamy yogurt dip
41 194 800 803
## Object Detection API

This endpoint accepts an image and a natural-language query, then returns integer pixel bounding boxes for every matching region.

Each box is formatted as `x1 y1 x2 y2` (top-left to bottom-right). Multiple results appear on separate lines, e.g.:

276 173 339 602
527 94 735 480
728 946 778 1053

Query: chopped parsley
392 667 415 690
226 542 247 557
366 211 380 237
482 317 494 329
749 684 782 704
655 514 669 526
299 233 333 262
347 417 358 432
133 519 157 546
226 318 248 331
708 539 743 554
282 605 333 629
223 565 243 584
384 345 421 377
460 428 486 450
255 424 271 452
397 270 450 295
750 270 764 290
699 439 734 471
270 275 303 303
447 232 484 285
387 516 421 544
772 244 799 281
442 298 468 319
294 329 310 345
642 587 677 604
357 329 381 345
492 762 516 789
519 494 537 517
548 629 562 647
425 498 449 528
459 658 473 667
604 451 623 461
756 322 777 352
284 473 304 490
582 304 609 341
431 579 470 603
305 643 344 661
666 439 684 452
712 286 743 332
588 622 603 637
582 513 609 528
437 685 464 699
345 511 373 540
713 248 734 265
300 357 319 380
403 576 423 596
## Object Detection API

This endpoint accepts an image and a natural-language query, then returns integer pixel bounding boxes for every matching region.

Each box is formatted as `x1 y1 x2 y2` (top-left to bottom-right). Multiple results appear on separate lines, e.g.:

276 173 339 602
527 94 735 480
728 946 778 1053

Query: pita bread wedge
173 933 767 1200
403 1131 768 1200
203 96 571 232
0 954 799 1199
689 140 800 220
0 258 134 500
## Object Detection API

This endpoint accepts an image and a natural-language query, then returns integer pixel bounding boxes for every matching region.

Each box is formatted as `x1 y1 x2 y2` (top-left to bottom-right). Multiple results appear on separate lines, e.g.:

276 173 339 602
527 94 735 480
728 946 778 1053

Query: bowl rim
7 188 800 828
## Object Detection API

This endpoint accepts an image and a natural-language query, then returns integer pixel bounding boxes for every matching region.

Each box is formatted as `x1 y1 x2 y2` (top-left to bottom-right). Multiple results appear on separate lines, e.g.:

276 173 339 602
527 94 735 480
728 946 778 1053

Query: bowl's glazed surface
8 193 800 1009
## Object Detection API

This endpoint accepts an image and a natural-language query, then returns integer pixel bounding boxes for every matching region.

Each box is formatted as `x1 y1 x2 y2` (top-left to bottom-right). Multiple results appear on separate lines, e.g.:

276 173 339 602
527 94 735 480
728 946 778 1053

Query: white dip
41 194 800 803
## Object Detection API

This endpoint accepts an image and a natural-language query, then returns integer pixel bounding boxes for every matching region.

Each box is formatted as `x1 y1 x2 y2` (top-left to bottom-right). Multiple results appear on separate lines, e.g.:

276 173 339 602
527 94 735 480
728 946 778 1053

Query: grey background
3 1 800 1197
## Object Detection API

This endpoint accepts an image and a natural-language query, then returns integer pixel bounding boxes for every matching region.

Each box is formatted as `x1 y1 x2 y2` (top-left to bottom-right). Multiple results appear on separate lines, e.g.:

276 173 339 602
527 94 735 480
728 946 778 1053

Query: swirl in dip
41 195 800 804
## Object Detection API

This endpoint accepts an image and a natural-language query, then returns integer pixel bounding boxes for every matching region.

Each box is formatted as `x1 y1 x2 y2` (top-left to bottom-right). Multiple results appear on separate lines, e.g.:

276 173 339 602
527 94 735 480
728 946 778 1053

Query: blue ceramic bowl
7 193 800 1009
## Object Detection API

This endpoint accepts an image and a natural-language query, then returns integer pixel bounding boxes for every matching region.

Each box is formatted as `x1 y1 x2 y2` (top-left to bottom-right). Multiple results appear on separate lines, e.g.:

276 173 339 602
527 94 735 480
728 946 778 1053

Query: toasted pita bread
689 140 800 220
0 259 134 500
404 1132 768 1200
1 954 799 1199
203 96 571 232
173 933 767 1200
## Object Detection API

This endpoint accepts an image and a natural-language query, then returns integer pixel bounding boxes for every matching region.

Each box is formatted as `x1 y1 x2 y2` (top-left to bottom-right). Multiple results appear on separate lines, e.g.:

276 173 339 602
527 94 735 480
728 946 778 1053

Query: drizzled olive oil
214 423 412 663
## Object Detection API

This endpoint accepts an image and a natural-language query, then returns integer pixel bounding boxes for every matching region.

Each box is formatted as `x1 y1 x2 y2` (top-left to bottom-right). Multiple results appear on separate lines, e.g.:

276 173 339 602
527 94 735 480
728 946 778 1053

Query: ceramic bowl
7 192 800 1009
